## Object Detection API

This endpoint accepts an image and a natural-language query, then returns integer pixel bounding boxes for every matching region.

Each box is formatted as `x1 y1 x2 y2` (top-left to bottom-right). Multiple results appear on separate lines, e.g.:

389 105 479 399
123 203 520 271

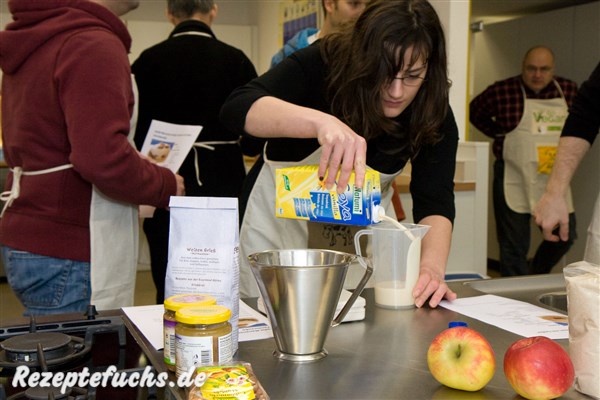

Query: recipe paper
440 294 569 339
122 300 273 351
140 119 202 173
138 119 202 218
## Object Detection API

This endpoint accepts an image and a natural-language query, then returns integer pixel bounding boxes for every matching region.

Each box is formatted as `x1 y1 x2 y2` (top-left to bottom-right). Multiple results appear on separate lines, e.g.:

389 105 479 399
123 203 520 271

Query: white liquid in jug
374 237 421 308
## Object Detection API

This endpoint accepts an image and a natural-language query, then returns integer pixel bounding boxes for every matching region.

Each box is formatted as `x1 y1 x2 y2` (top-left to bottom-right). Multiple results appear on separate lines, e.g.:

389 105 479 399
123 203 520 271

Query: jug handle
353 229 371 258
331 256 373 327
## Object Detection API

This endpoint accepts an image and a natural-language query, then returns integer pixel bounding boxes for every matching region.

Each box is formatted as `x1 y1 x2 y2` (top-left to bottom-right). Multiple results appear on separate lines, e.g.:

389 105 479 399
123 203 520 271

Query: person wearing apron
535 61 600 266
131 2 262 302
221 0 459 308
0 0 182 316
470 46 579 276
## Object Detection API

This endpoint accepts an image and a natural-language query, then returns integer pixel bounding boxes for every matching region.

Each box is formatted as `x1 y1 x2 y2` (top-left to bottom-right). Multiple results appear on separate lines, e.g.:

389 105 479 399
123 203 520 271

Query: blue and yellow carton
275 165 381 226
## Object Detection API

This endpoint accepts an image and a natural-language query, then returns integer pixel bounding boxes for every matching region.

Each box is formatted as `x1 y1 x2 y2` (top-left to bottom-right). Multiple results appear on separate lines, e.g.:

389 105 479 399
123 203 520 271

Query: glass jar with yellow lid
175 305 233 378
163 294 216 371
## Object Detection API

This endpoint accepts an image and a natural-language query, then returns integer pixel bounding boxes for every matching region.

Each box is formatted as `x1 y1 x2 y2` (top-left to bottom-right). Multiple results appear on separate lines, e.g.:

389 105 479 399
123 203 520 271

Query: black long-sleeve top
562 61 600 145
132 20 262 197
220 45 458 224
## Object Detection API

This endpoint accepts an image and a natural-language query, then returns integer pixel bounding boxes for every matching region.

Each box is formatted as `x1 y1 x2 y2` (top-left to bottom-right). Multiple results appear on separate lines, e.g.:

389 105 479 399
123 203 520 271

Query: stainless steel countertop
125 275 587 400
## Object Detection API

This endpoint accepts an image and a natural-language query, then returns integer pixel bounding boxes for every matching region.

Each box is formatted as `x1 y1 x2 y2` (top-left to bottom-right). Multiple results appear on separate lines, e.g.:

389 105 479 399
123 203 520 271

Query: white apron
584 192 600 265
239 147 400 297
89 186 138 310
0 164 138 310
503 82 574 213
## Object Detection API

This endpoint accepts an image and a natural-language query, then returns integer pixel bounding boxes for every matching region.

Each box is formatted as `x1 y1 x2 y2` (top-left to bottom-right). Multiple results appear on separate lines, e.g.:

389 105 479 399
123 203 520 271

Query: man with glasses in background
470 46 578 277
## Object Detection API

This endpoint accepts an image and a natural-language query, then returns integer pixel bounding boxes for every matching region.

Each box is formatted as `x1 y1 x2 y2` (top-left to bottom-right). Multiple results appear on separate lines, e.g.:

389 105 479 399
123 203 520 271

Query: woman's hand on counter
412 267 457 308
413 215 456 308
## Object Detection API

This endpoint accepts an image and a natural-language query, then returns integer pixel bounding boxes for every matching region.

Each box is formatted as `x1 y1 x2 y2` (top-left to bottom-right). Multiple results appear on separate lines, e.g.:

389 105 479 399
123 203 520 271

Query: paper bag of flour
165 196 240 352
564 261 600 399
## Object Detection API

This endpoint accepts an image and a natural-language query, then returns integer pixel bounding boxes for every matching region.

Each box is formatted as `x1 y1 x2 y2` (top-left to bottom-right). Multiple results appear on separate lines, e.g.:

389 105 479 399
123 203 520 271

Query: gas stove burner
0 332 90 369
0 313 126 343
7 385 87 400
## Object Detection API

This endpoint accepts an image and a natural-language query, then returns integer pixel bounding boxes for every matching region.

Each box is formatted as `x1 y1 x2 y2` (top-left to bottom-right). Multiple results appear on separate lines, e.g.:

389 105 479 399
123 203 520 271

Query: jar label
175 333 233 377
164 319 177 365
218 332 233 363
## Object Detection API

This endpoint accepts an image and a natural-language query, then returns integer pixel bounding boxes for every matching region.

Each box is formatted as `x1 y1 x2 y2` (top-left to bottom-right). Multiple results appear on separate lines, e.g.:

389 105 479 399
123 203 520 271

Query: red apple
504 336 574 400
427 326 496 391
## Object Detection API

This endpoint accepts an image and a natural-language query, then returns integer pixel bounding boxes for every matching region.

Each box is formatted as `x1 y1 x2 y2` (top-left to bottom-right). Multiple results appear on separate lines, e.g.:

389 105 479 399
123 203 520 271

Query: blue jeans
1 247 91 316
493 160 577 276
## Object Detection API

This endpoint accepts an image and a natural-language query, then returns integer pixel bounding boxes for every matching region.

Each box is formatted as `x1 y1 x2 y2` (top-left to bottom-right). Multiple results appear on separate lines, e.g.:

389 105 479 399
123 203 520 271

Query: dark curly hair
320 0 450 158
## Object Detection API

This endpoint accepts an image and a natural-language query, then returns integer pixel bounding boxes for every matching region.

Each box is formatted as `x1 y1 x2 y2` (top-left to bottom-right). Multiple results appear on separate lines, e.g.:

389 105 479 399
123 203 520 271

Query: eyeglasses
392 75 426 87
525 66 552 74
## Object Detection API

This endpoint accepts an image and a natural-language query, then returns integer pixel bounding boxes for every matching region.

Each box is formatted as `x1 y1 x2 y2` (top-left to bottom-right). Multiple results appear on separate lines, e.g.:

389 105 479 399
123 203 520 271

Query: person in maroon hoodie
0 0 185 316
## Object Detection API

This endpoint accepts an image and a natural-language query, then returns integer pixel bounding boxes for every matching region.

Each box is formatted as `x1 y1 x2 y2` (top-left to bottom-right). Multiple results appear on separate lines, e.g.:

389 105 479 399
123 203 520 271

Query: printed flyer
140 119 202 173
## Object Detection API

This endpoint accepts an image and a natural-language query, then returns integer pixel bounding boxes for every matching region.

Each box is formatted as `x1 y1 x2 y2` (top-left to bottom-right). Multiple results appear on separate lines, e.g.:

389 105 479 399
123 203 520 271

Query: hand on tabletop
413 266 457 308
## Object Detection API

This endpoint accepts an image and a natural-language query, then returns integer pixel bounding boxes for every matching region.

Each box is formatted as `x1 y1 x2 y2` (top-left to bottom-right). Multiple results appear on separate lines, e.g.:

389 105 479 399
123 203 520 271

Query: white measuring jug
354 221 430 309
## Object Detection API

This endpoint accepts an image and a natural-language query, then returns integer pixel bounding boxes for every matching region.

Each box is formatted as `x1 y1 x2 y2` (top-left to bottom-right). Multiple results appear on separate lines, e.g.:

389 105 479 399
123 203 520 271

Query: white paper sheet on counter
122 300 273 350
440 294 569 340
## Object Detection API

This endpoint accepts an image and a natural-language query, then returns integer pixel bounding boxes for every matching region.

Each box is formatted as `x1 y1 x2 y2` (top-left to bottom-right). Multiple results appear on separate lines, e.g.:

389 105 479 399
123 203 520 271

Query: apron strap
0 164 74 217
192 140 240 187
520 79 566 100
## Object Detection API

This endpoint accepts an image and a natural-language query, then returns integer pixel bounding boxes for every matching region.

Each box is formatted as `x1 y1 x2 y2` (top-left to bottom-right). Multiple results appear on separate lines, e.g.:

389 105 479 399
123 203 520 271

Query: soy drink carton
275 165 381 226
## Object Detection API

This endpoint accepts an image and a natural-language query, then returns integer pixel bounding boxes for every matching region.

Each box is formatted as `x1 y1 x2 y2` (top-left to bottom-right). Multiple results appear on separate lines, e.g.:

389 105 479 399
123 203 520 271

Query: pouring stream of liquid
378 213 416 240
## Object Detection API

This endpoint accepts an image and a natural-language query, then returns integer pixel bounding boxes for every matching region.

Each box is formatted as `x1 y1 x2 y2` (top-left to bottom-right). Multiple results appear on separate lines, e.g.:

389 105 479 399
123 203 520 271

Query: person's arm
534 62 600 241
469 84 504 139
412 215 457 308
534 136 591 241
232 52 265 157
221 47 366 192
410 107 459 308
60 29 179 207
244 96 366 191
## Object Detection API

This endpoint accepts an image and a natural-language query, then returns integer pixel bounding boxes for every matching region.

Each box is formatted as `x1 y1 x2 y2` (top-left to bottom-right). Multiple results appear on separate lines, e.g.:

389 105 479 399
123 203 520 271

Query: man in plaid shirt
470 46 578 277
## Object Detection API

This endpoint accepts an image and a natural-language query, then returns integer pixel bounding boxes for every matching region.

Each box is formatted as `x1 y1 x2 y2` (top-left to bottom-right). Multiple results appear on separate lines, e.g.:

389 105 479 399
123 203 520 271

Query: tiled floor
0 270 157 321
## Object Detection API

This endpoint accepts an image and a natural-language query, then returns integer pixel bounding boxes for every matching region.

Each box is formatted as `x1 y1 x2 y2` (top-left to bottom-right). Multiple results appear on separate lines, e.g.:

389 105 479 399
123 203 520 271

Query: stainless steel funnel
248 249 373 362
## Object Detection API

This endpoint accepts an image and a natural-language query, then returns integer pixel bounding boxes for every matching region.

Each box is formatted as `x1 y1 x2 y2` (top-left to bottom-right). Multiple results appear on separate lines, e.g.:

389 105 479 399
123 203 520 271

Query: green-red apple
504 336 574 400
427 326 495 391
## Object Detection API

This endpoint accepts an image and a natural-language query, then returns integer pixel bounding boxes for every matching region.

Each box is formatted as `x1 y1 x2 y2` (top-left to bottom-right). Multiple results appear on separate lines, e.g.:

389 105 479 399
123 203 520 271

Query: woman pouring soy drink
220 0 458 308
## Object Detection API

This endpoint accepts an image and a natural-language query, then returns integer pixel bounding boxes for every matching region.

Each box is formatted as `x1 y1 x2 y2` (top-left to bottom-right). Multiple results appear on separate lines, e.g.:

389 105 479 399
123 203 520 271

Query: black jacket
132 20 262 197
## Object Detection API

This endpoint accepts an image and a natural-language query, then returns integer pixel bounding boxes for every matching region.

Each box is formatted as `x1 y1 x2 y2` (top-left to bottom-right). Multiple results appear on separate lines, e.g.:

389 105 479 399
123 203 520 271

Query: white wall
469 1 600 266
430 0 471 140
256 1 281 74
125 20 258 66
